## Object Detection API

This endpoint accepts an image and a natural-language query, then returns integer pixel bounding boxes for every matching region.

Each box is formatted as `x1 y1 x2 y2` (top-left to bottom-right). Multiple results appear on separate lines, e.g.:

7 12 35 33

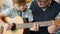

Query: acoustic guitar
2 16 60 34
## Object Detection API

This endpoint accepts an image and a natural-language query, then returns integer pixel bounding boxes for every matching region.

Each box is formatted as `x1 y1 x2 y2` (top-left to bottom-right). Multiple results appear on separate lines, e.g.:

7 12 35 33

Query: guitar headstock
54 19 60 26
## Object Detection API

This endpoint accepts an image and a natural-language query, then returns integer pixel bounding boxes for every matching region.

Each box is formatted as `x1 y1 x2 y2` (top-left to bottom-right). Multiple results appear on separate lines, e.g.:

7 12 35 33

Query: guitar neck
16 21 53 29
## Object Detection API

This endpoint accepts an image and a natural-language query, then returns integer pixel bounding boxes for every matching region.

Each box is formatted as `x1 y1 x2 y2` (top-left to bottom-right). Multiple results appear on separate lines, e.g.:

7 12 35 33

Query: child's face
14 3 27 12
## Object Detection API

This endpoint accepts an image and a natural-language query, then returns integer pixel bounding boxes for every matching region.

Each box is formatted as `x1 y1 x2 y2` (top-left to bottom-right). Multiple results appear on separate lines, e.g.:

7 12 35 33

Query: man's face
14 3 27 12
37 0 51 8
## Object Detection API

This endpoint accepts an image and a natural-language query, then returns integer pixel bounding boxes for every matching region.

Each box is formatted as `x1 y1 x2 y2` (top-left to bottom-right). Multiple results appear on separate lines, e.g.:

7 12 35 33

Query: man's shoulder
52 1 60 10
29 1 38 10
31 0 37 5
53 1 60 7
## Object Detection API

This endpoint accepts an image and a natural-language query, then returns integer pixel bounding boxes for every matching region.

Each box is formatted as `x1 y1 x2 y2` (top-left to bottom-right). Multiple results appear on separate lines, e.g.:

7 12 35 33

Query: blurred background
0 0 60 11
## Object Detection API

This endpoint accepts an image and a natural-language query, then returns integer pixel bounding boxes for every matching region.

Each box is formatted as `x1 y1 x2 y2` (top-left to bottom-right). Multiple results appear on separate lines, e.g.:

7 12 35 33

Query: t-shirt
2 7 33 22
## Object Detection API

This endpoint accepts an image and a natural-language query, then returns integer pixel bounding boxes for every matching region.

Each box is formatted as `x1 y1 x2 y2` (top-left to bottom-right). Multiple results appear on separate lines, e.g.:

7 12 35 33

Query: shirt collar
42 0 52 11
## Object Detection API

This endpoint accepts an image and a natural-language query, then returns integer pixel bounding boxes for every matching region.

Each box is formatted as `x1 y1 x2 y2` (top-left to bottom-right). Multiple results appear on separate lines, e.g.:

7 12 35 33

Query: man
27 0 60 34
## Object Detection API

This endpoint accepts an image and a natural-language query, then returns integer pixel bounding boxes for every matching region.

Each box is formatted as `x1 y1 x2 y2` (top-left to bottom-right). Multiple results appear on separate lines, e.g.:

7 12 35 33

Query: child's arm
0 18 12 30
0 12 7 17
0 8 12 30
0 8 14 31
28 9 39 31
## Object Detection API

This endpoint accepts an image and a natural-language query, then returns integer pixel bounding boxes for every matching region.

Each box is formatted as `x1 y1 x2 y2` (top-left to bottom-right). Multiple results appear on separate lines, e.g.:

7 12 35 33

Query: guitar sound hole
23 18 28 23
11 23 16 31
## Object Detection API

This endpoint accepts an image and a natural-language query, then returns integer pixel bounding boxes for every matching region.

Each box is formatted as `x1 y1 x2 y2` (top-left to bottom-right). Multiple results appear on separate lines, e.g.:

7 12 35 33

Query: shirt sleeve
2 8 12 16
55 12 60 34
28 9 33 22
55 12 60 19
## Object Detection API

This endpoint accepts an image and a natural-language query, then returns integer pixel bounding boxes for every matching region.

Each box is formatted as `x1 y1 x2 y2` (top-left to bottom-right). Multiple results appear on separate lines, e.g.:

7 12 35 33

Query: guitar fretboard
16 21 53 29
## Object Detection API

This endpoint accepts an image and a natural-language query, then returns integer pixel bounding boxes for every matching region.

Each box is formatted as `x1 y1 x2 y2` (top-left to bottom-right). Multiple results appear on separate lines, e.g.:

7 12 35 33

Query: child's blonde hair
12 0 26 5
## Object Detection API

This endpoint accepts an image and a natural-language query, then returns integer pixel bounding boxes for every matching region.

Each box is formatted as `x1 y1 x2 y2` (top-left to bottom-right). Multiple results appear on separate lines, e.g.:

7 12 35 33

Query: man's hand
30 23 39 32
48 25 57 34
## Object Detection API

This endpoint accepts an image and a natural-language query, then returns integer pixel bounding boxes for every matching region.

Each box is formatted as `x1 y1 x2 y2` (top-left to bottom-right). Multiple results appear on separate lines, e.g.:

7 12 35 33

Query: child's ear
26 0 32 3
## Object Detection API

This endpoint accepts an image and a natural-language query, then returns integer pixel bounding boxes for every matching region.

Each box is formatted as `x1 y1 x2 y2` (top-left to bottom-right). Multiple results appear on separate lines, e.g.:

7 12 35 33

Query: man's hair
12 0 26 4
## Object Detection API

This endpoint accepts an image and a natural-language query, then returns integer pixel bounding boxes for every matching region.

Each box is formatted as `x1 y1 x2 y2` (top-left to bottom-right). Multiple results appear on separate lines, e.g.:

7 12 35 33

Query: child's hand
30 23 39 32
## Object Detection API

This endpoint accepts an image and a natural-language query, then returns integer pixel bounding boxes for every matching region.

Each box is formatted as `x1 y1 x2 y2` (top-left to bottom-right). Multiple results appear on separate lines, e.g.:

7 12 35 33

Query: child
1 0 33 22
0 0 33 32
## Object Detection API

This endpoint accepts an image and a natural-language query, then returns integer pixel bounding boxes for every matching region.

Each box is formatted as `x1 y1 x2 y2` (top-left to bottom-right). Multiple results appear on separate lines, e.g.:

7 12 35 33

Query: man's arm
48 12 60 34
54 12 60 34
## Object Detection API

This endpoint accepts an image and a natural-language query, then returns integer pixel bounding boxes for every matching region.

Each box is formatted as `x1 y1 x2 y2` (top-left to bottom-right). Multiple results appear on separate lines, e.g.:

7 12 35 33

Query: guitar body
2 16 26 34
2 16 60 34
